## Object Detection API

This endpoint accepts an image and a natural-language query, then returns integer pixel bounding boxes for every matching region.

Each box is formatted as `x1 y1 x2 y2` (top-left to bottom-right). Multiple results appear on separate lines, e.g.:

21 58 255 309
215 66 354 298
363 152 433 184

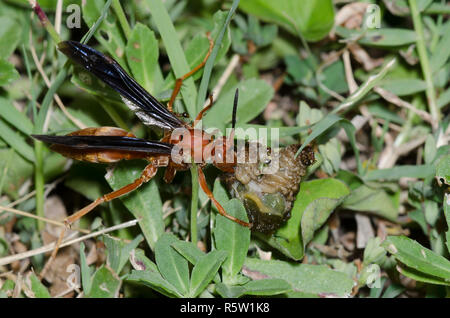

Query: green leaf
367 103 405 125
318 138 341 175
125 23 162 94
396 263 450 286
241 278 292 296
0 16 21 58
203 78 274 131
383 0 433 15
424 134 437 164
0 118 34 162
82 0 127 66
430 21 450 74
379 79 427 96
247 15 278 47
424 200 439 227
0 279 14 296
381 283 405 298
33 69 67 134
296 101 323 125
154 233 190 296
0 59 19 87
79 243 93 295
104 234 144 274
342 184 399 221
339 119 363 174
363 237 388 266
383 236 450 284
244 258 354 297
215 283 246 298
285 56 315 86
364 165 436 181
195 5 236 112
216 278 291 298
0 97 34 135
126 269 182 297
263 179 350 260
214 197 250 284
189 250 227 297
26 273 50 298
318 59 349 101
437 88 450 109
295 113 343 155
436 155 450 185
239 0 335 42
5 0 82 11
65 163 110 201
106 161 165 250
444 193 450 255
0 148 33 199
144 0 197 117
85 265 122 298
335 27 417 47
181 10 231 86
129 248 159 272
171 240 205 265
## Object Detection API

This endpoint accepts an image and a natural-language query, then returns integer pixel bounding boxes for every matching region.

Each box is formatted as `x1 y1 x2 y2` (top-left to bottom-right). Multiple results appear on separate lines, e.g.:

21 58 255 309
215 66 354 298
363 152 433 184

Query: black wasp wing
58 40 184 130
32 134 174 154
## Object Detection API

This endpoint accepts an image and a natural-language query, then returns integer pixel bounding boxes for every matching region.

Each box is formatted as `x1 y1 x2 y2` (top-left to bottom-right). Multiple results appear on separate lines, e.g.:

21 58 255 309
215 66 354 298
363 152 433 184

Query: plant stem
196 0 240 113
28 0 61 44
145 0 197 117
81 0 113 44
34 141 45 231
33 69 67 231
190 163 199 246
112 0 131 39
409 0 440 125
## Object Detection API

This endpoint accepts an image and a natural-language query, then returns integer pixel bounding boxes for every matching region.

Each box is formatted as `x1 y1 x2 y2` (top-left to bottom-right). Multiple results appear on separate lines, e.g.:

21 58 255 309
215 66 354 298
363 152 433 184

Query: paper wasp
32 39 250 277
32 38 316 278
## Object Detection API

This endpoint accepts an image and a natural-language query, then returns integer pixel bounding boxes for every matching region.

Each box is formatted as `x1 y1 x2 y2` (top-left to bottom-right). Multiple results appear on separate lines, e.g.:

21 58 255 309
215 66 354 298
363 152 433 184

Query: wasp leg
197 168 252 228
167 32 214 112
194 95 214 124
39 164 158 280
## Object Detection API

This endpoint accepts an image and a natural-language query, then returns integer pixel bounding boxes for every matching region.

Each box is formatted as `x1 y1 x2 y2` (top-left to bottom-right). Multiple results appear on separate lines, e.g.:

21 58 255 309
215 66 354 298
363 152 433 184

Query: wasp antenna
232 88 239 130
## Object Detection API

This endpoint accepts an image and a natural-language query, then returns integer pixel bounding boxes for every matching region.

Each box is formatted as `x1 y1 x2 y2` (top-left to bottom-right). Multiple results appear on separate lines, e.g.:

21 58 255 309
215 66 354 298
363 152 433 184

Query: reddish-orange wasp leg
39 164 158 280
197 168 252 228
167 32 214 112
194 95 214 124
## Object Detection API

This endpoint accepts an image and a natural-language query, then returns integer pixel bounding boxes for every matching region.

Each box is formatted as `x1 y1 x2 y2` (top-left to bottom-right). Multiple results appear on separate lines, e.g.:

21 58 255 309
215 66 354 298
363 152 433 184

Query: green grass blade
364 165 436 181
81 0 113 44
145 0 197 117
384 235 450 282
196 0 240 113
189 250 227 297
33 69 67 133
332 58 397 115
0 97 33 135
295 113 342 155
214 198 250 284
0 118 34 162
155 233 190 296
112 0 131 39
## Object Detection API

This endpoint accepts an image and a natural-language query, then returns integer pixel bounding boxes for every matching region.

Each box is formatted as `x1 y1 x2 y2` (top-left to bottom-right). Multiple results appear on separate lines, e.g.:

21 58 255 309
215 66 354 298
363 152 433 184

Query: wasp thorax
222 143 315 234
